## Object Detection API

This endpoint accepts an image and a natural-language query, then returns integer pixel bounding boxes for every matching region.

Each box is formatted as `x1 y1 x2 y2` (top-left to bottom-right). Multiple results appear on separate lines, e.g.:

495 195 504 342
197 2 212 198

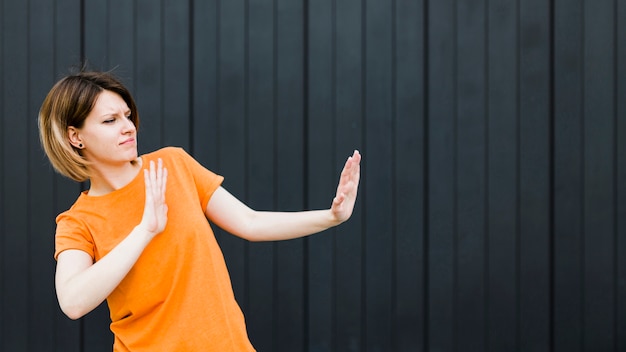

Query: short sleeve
54 213 95 260
169 147 224 211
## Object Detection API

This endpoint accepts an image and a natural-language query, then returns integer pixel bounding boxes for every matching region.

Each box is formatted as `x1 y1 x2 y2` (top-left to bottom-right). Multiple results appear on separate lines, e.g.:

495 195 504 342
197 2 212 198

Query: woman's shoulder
143 146 191 162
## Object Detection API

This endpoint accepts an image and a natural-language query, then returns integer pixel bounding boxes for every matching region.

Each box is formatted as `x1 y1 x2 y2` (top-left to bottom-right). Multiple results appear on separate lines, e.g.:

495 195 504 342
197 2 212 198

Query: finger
340 151 360 184
352 150 361 163
149 160 159 200
149 160 156 182
347 151 361 179
345 153 361 189
334 192 345 206
339 168 358 195
154 158 167 198
156 158 164 196
161 167 168 196
144 168 154 204
338 158 353 188
144 168 150 190
156 158 162 183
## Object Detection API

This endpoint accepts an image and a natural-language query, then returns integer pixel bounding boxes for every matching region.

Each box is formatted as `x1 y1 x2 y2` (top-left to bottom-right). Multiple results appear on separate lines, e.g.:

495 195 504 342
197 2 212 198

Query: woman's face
68 89 138 167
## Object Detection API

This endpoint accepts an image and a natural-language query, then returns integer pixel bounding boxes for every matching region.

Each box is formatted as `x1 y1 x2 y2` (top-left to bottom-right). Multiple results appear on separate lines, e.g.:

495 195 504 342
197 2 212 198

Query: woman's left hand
330 150 361 223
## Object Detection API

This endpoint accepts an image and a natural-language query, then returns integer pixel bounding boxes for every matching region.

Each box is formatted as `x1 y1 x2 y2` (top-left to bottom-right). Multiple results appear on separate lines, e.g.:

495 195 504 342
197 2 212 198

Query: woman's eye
104 119 115 124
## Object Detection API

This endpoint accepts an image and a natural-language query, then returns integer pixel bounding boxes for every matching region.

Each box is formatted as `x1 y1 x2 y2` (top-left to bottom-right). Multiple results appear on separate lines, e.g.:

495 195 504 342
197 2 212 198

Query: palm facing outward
330 150 362 223
141 158 169 236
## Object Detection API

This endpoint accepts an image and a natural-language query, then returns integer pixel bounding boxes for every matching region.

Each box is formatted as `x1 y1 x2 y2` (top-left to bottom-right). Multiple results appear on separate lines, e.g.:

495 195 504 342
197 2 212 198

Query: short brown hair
39 71 139 182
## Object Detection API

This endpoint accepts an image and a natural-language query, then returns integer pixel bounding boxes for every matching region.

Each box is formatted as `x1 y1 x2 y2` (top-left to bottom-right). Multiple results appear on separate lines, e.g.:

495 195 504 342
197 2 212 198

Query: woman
39 70 361 351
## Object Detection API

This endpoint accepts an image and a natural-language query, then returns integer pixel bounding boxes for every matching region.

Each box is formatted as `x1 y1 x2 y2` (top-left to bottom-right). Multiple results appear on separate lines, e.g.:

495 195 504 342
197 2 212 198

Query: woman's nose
122 117 136 133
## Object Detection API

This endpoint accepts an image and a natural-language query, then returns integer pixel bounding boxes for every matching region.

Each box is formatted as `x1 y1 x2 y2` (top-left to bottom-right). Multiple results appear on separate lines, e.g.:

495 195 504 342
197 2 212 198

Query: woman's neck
86 158 142 196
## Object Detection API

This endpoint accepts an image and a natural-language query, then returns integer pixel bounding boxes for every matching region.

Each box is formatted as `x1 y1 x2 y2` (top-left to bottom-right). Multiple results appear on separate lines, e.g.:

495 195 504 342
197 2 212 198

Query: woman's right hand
139 158 168 237
57 158 170 319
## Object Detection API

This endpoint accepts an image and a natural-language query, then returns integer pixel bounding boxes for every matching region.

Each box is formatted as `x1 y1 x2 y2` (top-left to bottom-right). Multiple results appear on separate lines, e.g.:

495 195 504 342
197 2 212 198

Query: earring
79 143 83 148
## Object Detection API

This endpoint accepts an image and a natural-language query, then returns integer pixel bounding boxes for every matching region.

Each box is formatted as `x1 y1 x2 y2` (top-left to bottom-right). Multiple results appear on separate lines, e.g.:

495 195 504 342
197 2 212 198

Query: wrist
328 209 345 227
134 223 159 241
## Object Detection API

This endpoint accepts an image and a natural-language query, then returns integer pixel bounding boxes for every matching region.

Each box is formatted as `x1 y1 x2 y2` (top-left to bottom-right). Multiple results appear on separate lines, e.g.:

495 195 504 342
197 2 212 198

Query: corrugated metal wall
1 0 625 351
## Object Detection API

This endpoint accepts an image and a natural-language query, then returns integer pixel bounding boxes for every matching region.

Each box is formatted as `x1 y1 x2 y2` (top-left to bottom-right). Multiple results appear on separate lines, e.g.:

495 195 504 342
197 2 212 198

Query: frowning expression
68 90 138 167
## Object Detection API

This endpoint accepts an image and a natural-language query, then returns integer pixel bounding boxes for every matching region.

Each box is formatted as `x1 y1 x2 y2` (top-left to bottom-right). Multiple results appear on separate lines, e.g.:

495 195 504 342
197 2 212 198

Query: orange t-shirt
54 147 255 352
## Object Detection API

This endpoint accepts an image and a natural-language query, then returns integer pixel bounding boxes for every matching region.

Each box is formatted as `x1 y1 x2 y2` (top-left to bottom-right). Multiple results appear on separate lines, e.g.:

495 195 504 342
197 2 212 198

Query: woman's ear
67 126 83 149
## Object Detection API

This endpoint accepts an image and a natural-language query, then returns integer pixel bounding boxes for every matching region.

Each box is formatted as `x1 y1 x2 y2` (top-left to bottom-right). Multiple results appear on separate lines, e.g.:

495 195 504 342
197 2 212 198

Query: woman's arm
206 150 361 242
56 227 157 319
55 159 168 319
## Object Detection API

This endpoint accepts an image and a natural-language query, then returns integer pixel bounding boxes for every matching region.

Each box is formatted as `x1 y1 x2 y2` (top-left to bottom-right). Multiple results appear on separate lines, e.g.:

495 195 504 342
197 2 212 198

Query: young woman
39 70 361 351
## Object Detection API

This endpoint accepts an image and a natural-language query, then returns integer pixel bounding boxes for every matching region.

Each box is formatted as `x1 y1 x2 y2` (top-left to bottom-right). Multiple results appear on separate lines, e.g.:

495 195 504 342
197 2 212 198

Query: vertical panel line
360 0 368 350
132 0 137 105
548 0 556 350
26 0 32 348
106 0 111 69
272 0 279 348
452 0 459 349
188 0 195 154
243 0 251 311
272 0 278 209
422 0 430 350
580 0 586 348
80 0 85 64
331 0 338 350
216 0 222 169
159 0 165 144
514 0 521 348
548 0 556 349
612 0 619 349
302 0 310 350
390 0 398 349
483 0 490 349
0 0 4 346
